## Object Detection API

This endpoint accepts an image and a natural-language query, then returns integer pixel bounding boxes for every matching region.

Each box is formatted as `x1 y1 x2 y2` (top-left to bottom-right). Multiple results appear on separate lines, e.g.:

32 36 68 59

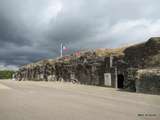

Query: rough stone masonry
15 37 160 95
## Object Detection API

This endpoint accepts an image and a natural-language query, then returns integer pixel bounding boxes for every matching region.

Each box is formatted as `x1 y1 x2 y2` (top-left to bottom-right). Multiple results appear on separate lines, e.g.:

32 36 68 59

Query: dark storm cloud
0 11 31 46
0 0 160 69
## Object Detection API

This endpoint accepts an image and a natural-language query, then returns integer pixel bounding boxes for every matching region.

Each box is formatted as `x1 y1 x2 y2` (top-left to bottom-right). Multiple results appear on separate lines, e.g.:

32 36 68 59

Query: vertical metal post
60 43 63 57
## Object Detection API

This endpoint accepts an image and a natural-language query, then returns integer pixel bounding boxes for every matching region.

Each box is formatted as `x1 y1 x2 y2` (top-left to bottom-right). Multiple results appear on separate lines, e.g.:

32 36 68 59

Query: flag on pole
62 45 68 51
75 51 81 57
60 43 68 57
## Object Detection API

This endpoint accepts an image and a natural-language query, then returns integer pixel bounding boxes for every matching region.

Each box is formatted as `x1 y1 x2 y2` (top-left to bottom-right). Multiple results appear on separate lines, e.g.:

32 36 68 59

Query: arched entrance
117 74 124 88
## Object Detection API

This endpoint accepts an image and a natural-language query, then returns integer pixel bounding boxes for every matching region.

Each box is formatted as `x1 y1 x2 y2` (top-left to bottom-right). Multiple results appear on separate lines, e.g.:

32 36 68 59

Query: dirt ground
0 80 160 120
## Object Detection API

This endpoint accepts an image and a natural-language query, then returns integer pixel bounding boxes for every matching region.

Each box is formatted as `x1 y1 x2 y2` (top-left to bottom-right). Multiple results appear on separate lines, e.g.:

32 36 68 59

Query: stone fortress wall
16 37 160 94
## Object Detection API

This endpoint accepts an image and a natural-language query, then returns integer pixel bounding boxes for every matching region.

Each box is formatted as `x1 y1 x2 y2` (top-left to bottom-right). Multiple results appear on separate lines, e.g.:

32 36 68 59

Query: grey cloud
0 0 160 69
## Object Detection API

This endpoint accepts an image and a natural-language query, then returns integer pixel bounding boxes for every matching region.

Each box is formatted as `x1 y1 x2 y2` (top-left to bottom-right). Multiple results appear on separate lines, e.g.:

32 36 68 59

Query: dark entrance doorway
117 74 124 88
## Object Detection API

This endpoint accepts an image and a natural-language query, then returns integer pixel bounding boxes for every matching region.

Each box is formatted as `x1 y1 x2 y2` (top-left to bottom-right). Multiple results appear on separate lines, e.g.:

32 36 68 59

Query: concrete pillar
115 67 118 89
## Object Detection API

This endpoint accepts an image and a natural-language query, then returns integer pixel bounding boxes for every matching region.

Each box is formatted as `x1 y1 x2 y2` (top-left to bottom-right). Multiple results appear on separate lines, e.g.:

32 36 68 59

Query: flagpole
60 43 63 57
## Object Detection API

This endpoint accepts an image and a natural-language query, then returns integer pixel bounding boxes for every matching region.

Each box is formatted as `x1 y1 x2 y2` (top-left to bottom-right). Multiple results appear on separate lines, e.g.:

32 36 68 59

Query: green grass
0 70 15 79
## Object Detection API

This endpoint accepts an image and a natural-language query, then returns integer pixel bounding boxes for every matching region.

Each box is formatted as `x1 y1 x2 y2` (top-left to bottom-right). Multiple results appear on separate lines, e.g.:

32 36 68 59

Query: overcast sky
0 0 160 70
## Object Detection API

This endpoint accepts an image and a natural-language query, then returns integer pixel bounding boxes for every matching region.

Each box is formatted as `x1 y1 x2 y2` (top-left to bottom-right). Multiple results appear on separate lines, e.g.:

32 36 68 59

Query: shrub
0 70 15 79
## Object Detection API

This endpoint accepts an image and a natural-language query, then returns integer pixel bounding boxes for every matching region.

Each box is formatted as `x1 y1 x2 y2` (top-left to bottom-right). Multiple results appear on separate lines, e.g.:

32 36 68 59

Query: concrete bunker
15 37 160 95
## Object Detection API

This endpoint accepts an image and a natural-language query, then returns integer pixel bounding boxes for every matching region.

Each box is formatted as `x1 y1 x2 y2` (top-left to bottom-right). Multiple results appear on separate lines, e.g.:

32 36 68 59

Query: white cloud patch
41 1 63 24
0 64 18 71
107 19 160 46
